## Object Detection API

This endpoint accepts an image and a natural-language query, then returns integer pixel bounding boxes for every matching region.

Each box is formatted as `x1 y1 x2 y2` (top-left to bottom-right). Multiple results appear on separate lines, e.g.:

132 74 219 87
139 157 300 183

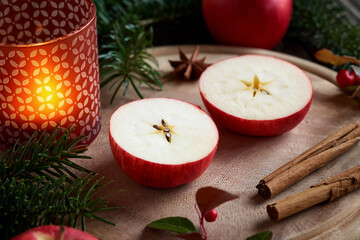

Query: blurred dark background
150 0 360 61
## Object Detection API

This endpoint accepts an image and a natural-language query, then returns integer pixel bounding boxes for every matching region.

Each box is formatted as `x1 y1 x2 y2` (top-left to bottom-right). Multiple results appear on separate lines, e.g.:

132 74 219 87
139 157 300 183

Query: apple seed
153 119 173 143
153 125 161 130
165 132 172 143
161 119 167 127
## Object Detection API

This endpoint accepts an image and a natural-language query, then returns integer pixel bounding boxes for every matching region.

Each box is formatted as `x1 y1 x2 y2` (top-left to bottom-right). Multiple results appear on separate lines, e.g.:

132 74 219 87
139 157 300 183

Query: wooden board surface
81 45 360 240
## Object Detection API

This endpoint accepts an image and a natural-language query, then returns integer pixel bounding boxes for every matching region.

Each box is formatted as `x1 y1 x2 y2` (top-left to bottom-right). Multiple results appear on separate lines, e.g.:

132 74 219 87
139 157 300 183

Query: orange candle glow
0 0 100 149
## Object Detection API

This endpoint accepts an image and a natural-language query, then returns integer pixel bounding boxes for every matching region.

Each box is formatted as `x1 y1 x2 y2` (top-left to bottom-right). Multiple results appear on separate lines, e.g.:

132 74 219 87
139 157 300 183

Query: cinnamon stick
267 165 360 221
257 122 360 199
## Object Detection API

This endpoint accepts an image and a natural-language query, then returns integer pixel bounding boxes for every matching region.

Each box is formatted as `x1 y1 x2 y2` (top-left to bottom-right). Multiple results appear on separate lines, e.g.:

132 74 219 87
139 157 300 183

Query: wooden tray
83 45 360 240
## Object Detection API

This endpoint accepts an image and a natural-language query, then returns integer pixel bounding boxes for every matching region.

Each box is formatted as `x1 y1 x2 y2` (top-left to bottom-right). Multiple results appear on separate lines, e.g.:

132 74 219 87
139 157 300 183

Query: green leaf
246 231 273 240
147 217 197 234
196 187 239 216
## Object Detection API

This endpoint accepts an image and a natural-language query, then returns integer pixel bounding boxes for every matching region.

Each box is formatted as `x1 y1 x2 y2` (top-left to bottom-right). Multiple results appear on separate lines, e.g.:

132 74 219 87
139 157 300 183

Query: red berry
336 69 355 88
204 209 218 222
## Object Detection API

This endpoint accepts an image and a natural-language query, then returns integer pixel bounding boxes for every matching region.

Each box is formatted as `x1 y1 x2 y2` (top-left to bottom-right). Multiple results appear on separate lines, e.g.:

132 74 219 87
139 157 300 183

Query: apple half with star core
199 55 313 136
109 98 219 188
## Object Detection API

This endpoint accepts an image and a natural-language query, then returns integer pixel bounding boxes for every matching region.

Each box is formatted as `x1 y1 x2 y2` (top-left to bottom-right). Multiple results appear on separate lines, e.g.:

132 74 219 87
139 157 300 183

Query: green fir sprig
0 127 90 183
99 15 162 102
290 0 360 58
0 126 121 239
93 0 203 103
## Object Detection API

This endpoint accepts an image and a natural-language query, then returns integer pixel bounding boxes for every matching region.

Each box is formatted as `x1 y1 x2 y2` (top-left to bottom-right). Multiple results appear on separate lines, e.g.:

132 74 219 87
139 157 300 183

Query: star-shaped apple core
153 119 174 143
240 75 271 97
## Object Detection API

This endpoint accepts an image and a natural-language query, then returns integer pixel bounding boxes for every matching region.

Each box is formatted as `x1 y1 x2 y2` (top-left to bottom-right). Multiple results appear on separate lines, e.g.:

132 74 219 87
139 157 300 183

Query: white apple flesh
199 55 313 136
109 98 219 188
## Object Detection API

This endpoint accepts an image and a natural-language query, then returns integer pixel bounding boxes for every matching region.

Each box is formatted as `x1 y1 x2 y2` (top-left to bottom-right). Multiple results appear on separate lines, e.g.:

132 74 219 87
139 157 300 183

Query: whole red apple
11 225 98 240
202 0 293 49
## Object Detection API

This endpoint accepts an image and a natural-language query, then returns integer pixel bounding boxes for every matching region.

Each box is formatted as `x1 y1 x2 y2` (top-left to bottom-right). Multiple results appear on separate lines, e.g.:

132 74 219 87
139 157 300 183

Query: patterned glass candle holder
0 0 100 149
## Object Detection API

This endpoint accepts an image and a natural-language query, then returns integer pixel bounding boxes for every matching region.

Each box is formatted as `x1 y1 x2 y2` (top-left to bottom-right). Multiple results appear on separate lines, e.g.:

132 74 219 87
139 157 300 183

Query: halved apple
199 55 313 136
109 98 219 188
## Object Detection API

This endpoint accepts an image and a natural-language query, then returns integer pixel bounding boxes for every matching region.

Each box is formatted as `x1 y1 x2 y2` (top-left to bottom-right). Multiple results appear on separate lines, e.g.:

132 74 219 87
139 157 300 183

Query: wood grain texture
77 45 360 240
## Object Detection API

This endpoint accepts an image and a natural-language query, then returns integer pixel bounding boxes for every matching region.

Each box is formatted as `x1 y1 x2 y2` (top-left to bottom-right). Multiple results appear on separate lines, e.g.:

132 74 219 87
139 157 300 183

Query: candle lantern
0 0 100 149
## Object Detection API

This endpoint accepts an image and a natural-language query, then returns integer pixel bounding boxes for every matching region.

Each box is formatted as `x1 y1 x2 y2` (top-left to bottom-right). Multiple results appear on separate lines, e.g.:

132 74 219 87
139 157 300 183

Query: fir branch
0 175 121 239
99 15 162 102
0 126 121 238
93 0 203 102
0 126 90 183
289 0 360 58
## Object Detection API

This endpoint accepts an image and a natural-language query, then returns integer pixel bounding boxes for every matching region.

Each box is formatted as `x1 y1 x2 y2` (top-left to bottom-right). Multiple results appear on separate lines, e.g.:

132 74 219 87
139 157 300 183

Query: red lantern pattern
0 0 100 149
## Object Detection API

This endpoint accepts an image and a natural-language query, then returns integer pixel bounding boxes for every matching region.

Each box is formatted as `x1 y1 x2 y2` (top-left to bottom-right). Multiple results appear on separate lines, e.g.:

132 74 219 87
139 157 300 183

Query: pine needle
0 126 121 238
99 15 162 102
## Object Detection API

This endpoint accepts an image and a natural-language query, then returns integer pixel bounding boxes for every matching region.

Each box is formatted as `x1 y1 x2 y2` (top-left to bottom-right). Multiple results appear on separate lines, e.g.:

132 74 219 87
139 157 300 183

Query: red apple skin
109 130 218 188
202 0 293 49
11 225 98 240
200 92 312 136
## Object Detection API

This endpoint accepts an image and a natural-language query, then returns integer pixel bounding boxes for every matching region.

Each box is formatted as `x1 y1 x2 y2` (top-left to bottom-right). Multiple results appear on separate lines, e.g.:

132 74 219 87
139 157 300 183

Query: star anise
169 46 210 81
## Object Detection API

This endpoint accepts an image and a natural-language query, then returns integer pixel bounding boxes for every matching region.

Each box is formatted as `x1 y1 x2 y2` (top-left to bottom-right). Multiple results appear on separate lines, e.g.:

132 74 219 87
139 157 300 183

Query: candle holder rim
0 0 96 49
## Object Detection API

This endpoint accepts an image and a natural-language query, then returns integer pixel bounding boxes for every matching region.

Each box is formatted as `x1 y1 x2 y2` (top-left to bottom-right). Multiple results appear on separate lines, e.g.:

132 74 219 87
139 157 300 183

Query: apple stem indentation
153 119 172 143
59 225 65 240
